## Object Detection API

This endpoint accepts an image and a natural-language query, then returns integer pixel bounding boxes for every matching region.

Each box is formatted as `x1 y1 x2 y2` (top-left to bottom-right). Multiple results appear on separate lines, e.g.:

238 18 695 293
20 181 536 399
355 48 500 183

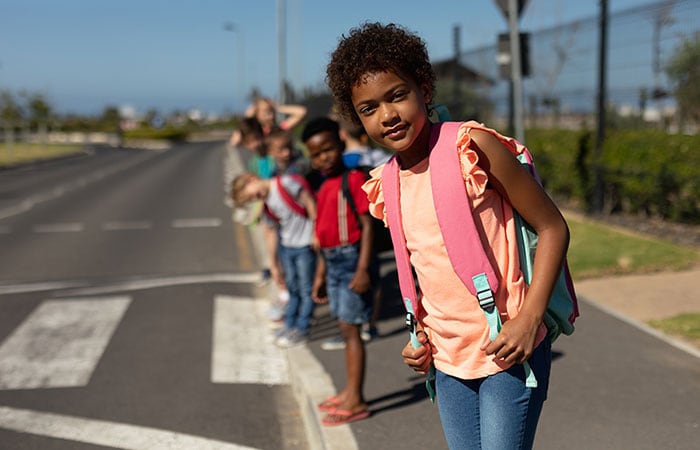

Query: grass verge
566 215 699 279
0 143 85 167
566 214 699 345
648 313 700 348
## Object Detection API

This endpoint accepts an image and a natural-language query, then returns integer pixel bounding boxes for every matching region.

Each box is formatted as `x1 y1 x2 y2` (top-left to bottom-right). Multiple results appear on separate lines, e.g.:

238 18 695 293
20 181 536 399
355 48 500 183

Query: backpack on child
382 121 579 395
263 174 314 222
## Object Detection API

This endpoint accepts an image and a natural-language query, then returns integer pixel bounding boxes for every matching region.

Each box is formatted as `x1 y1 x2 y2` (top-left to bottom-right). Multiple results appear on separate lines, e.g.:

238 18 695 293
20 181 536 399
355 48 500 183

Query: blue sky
1 0 646 115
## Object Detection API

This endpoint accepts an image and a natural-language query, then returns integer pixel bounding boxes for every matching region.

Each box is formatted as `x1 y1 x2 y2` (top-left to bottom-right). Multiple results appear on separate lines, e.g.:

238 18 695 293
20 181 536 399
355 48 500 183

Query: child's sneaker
320 335 346 351
275 329 307 348
361 326 379 342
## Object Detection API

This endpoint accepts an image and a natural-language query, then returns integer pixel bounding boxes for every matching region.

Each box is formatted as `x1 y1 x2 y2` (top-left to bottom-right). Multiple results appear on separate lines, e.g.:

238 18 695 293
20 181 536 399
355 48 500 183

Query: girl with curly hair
327 22 569 449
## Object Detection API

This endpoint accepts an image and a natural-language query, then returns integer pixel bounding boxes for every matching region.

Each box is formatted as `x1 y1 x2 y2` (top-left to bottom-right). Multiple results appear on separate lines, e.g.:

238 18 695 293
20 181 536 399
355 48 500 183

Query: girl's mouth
384 124 407 140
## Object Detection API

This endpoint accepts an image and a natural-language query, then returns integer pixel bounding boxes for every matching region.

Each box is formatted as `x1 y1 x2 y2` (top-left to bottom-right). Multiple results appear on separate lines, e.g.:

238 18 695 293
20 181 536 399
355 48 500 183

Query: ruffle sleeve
361 164 388 225
455 122 490 198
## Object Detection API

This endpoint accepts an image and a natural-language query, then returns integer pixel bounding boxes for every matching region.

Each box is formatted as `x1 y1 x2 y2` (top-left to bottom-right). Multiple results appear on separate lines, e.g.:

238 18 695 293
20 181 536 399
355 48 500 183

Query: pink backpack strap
382 122 500 311
381 155 419 314
428 122 500 297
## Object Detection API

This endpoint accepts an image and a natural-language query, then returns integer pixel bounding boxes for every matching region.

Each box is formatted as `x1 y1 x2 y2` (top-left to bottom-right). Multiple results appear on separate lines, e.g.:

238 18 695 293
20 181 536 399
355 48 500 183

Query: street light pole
277 0 287 104
223 22 245 110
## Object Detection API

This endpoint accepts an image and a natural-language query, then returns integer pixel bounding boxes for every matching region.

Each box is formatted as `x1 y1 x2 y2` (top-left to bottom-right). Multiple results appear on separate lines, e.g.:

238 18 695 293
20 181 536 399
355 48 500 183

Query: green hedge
123 127 190 141
525 129 700 223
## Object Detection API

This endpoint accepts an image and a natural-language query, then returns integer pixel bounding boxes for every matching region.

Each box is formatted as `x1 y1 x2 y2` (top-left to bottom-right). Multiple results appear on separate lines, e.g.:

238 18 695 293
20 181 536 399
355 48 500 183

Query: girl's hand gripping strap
382 156 436 403
404 298 436 402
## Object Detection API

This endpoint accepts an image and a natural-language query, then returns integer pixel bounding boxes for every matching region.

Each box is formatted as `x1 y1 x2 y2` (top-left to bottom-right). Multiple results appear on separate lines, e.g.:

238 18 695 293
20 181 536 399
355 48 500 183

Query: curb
582 296 700 359
286 346 359 450
237 139 356 450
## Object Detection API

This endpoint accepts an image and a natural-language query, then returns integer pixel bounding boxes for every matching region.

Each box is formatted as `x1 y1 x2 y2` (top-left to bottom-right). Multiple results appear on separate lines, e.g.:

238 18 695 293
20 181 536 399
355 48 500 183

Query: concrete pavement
272 257 700 449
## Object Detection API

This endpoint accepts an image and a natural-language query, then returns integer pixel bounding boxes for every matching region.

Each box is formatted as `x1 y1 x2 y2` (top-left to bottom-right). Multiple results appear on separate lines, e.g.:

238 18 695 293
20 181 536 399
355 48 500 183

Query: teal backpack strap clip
472 273 501 341
472 273 537 387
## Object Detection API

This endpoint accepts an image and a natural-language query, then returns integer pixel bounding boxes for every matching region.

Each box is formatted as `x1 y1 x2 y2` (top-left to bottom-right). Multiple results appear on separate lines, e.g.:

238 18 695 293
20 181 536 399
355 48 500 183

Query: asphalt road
0 142 308 449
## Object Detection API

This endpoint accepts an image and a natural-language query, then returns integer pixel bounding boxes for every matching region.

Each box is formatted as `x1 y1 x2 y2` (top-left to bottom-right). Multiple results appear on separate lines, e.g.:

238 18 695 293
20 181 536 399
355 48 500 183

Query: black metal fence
458 0 699 131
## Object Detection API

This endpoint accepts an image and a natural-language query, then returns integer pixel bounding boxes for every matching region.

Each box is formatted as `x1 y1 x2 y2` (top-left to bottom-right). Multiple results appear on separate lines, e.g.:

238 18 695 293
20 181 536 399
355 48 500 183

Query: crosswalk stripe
0 297 130 390
211 295 289 385
0 406 260 450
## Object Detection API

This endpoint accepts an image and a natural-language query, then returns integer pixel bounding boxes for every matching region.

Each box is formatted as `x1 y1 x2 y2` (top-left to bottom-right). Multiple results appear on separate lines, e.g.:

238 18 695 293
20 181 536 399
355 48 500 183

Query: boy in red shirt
303 117 375 426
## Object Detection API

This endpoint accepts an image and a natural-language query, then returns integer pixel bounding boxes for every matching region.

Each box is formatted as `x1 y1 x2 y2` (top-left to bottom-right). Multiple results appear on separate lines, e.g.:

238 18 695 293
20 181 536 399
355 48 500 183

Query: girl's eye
359 105 375 115
393 91 407 101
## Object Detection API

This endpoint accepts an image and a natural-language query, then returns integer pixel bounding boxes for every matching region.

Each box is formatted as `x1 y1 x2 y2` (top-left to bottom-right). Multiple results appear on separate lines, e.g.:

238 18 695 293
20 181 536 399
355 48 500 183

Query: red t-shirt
315 170 369 249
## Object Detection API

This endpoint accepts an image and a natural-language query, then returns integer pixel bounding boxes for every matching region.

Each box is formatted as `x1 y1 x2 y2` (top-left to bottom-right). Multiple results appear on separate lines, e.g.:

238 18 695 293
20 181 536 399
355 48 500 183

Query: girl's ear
420 82 433 104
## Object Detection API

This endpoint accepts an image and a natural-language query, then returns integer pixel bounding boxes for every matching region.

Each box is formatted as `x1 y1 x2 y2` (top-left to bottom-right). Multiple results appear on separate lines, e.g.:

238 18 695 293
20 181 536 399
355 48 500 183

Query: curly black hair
326 22 436 125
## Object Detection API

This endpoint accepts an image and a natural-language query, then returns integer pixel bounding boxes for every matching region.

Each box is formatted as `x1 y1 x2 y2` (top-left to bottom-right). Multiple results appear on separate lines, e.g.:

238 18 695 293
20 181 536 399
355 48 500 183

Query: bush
524 128 700 223
123 126 189 142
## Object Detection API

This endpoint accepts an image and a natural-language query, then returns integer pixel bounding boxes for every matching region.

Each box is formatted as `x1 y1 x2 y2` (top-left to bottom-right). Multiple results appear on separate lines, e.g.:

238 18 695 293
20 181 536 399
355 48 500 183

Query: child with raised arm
231 171 317 347
302 117 376 426
326 22 570 449
229 96 307 148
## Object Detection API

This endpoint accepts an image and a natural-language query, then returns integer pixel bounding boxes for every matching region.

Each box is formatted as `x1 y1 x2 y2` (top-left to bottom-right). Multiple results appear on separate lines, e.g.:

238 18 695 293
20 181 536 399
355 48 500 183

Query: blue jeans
435 338 552 450
321 244 374 325
278 245 316 334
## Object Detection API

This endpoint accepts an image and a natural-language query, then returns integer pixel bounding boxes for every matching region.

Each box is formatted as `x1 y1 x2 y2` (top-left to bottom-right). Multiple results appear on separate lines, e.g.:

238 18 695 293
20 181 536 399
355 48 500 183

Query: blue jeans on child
435 337 552 450
321 244 374 325
278 244 316 335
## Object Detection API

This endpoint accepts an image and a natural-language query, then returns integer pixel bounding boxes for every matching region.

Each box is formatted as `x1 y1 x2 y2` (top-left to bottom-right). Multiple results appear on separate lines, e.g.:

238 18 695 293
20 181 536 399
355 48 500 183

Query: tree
0 90 24 144
23 91 53 141
665 33 700 126
99 105 121 132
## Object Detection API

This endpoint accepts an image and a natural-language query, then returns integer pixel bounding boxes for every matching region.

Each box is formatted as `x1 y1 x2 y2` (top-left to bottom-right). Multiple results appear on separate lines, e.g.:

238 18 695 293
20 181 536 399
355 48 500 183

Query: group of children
227 21 572 448
228 95 389 426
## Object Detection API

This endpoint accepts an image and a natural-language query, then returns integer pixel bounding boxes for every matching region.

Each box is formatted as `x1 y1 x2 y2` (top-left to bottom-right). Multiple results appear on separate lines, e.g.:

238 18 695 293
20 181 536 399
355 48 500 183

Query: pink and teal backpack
382 121 579 398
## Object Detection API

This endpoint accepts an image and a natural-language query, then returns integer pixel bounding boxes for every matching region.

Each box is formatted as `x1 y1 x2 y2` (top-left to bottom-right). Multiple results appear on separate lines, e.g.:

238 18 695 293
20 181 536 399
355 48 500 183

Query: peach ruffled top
363 121 546 380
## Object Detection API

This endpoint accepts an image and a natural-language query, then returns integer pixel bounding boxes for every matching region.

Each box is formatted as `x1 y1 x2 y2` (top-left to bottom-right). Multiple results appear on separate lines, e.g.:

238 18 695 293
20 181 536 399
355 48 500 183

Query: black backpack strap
341 170 361 225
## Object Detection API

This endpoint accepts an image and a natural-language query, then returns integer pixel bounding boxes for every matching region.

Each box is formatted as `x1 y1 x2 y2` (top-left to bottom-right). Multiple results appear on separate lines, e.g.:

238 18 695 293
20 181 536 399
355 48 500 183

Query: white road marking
0 297 130 390
101 220 152 231
0 406 260 450
33 222 84 233
172 217 222 228
0 280 90 295
60 273 261 296
212 295 289 385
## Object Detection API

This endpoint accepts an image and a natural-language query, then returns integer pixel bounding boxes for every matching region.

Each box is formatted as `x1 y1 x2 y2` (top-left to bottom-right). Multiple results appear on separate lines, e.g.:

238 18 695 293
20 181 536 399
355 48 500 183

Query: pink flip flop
321 408 370 426
317 395 342 411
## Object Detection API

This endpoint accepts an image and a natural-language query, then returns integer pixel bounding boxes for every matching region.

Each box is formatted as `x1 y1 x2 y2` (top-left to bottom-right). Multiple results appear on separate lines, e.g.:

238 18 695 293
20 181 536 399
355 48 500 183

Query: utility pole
593 0 608 214
453 24 461 117
507 0 525 142
277 0 287 105
496 0 528 142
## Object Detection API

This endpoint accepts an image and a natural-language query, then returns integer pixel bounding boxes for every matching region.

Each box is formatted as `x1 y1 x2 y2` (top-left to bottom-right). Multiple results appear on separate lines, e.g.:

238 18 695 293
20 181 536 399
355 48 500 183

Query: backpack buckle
473 273 496 312
405 312 416 330
476 288 496 313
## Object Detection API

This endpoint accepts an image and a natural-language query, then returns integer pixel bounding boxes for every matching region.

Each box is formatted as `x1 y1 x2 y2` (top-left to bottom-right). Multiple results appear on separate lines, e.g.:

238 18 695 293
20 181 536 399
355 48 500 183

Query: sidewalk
277 258 700 450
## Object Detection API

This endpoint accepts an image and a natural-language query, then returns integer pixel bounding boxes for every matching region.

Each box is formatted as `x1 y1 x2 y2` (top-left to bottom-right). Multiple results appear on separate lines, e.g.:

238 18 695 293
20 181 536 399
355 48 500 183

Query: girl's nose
380 104 398 124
